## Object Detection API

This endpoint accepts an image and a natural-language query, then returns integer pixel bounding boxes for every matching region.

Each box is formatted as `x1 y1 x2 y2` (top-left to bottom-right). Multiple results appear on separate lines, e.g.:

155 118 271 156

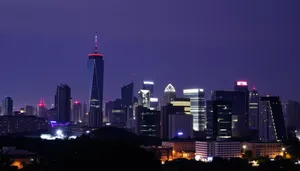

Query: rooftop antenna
94 32 98 53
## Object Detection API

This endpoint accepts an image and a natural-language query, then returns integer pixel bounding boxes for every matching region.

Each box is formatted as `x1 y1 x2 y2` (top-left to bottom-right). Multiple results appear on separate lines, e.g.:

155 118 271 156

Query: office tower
142 81 154 96
72 101 82 123
2 97 13 116
150 97 159 110
106 99 126 128
183 89 205 131
25 105 34 116
206 100 232 140
161 104 186 139
212 90 248 138
121 82 134 108
162 84 176 106
138 90 150 108
135 106 160 137
38 99 47 118
249 87 259 129
55 84 71 123
286 100 300 131
82 103 88 123
259 96 287 142
169 113 193 139
234 81 249 129
170 98 191 114
121 82 134 127
87 35 104 128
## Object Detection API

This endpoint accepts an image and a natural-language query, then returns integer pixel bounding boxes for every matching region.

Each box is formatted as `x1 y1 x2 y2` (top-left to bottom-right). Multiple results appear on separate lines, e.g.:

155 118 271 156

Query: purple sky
0 0 300 108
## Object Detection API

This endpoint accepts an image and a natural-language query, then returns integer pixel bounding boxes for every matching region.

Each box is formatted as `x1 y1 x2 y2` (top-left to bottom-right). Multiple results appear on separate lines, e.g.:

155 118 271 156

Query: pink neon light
88 53 103 57
237 81 248 86
74 101 79 104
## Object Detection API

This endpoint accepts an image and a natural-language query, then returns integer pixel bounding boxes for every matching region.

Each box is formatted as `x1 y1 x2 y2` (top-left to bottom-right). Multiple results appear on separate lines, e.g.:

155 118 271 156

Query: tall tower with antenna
87 33 104 128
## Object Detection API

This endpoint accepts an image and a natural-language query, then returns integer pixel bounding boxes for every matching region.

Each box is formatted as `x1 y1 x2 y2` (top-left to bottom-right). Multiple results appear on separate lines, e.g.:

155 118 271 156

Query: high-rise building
206 100 232 140
38 99 47 119
135 106 160 137
183 89 206 131
2 97 13 116
211 90 248 138
55 84 71 123
150 97 159 110
142 81 154 96
249 87 259 129
161 104 186 139
234 81 250 131
138 90 150 108
25 105 34 116
72 101 82 123
259 96 287 142
286 100 300 131
162 84 176 106
168 113 193 139
87 35 104 128
170 98 191 114
121 82 134 108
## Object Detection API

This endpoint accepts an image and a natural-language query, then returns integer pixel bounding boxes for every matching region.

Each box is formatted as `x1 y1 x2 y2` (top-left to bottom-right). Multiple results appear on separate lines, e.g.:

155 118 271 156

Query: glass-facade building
183 89 206 131
87 36 104 128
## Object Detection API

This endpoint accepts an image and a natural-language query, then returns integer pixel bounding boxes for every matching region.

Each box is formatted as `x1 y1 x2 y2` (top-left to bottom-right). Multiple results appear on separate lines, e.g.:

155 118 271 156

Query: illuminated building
2 97 13 116
211 90 248 138
195 141 241 160
206 100 232 140
72 101 82 123
55 84 71 123
183 89 205 131
162 84 176 106
135 106 160 137
138 90 150 108
259 96 287 142
38 98 47 119
170 98 191 114
169 113 193 139
0 116 48 135
87 34 104 128
150 97 159 110
243 142 284 158
162 140 195 159
141 146 173 162
142 81 154 96
249 87 259 130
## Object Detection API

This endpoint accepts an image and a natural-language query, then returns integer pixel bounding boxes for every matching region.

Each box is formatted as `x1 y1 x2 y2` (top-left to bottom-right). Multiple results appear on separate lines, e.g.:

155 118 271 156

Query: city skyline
1 0 300 108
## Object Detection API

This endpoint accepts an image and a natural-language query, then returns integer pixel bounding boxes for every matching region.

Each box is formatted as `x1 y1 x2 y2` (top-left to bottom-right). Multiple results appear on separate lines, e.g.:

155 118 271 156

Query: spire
94 33 98 53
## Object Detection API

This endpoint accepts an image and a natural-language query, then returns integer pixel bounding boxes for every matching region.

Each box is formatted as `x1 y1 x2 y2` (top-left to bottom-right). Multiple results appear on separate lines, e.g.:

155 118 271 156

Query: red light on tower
74 101 79 104
236 81 248 86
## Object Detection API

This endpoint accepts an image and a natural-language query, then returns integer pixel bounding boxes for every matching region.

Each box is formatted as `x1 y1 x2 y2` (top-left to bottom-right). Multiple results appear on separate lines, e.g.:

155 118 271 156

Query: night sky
0 0 300 108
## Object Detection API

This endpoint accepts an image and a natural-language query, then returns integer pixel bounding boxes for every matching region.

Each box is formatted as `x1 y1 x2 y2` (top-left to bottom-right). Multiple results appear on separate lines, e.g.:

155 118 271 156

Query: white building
195 141 241 160
168 113 193 139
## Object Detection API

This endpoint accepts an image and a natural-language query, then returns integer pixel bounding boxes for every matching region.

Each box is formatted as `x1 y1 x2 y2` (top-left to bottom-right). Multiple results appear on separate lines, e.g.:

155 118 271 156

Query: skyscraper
138 90 150 108
38 98 47 119
87 35 104 128
259 96 287 142
286 100 300 131
142 81 154 96
55 84 71 123
162 83 176 106
249 87 259 129
121 82 134 108
183 89 206 131
72 101 82 123
2 97 13 116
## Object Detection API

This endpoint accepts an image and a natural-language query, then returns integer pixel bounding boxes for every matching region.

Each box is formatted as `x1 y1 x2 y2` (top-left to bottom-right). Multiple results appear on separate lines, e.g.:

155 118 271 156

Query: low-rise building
243 142 284 158
162 140 195 159
141 146 173 161
195 141 241 160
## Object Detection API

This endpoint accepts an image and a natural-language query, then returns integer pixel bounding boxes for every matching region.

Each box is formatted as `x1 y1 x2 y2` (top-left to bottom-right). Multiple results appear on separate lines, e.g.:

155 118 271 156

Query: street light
282 147 286 152
242 145 247 149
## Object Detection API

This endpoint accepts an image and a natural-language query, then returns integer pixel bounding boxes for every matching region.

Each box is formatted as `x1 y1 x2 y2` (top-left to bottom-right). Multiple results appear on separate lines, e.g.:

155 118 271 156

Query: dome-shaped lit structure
163 84 176 105
164 84 176 93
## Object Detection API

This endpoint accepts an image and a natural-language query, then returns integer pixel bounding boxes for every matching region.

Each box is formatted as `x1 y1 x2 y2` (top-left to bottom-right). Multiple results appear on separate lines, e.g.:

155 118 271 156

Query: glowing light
150 98 158 102
236 81 248 86
11 161 23 169
56 130 62 135
282 147 286 151
177 132 183 136
139 89 150 94
183 89 204 93
242 145 247 149
164 84 176 92
74 101 79 104
195 155 201 161
143 81 154 85
88 53 103 57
